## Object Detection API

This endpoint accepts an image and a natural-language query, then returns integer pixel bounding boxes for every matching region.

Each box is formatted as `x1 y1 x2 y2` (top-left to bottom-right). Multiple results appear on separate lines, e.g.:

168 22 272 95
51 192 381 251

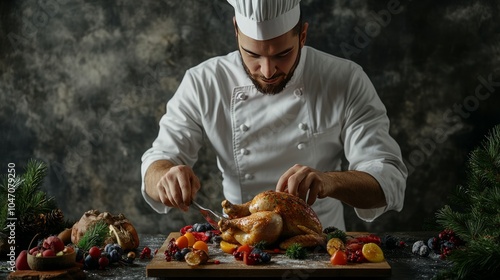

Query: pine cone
45 209 65 227
18 213 39 236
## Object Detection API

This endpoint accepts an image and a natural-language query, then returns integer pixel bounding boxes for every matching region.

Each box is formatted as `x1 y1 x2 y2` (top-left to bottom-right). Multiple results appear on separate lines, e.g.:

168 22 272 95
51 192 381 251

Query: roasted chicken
218 190 326 249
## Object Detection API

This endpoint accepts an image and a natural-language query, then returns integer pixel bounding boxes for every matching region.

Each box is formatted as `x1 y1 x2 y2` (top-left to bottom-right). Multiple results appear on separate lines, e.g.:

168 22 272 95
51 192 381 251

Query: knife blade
191 201 224 230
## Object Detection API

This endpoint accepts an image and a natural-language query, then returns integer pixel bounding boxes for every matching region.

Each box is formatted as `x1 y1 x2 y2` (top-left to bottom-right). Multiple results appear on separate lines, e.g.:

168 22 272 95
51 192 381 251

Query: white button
244 174 253 180
298 123 308 130
240 124 249 131
297 142 306 150
294 89 303 97
236 92 247 100
240 148 249 155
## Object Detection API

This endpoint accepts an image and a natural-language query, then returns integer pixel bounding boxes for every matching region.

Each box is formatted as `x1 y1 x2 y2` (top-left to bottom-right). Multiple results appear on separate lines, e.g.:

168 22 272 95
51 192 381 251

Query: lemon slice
327 238 346 256
361 243 384 262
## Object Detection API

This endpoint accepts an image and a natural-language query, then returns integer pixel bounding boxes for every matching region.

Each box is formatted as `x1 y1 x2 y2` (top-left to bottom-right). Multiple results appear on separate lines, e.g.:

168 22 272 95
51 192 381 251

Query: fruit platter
146 223 392 278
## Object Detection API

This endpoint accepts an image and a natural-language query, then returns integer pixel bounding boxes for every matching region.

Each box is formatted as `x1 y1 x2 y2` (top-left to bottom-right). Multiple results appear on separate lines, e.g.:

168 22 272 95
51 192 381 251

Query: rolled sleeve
343 68 408 222
354 159 407 222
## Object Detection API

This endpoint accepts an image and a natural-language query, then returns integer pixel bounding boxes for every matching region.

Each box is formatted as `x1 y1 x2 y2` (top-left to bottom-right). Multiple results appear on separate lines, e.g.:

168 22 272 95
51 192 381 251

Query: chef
141 0 408 231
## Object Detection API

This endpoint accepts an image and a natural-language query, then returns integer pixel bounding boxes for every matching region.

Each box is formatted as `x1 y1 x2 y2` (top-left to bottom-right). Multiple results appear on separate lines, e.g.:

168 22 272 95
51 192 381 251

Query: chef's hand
156 165 201 212
275 164 333 205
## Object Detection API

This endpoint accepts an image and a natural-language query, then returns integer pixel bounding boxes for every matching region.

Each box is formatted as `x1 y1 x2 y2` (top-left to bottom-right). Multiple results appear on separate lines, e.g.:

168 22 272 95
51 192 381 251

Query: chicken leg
218 211 283 245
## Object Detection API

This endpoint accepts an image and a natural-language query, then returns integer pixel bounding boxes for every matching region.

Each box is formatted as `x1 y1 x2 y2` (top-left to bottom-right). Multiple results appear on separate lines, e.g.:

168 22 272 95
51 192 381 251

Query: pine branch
17 159 47 198
0 159 60 235
448 239 500 280
434 124 500 279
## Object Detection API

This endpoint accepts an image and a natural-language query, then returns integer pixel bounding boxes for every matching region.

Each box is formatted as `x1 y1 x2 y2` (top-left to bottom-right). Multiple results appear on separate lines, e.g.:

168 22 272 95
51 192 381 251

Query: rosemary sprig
77 220 110 252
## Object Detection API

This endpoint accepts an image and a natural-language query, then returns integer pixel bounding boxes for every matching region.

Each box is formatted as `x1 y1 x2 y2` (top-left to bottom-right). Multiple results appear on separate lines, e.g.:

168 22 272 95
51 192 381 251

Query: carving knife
191 201 224 230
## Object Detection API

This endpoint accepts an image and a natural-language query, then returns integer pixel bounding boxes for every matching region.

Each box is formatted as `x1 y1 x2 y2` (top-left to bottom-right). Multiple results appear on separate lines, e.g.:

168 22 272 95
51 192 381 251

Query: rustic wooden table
2 232 452 280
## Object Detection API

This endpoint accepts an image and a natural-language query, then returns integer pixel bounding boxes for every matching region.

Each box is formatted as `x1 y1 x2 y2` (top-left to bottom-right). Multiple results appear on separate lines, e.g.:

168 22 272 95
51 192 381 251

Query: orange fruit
175 235 189 249
184 232 196 247
327 238 345 256
220 240 239 254
361 243 384 263
192 240 209 253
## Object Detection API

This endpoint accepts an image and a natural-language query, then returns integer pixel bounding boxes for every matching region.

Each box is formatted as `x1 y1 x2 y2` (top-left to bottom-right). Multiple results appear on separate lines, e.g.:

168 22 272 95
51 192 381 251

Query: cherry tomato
330 250 348 265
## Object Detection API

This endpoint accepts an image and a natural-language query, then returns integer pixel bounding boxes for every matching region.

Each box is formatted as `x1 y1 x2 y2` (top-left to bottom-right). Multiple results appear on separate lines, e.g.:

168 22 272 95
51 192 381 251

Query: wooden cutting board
146 232 391 278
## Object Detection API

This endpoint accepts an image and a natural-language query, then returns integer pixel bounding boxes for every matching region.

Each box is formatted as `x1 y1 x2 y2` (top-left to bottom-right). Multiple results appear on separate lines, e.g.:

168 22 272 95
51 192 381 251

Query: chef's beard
241 46 302 95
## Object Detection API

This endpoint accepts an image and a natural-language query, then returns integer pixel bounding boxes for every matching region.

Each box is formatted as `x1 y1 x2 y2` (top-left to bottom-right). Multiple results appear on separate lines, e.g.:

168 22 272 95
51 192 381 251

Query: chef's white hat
227 0 301 41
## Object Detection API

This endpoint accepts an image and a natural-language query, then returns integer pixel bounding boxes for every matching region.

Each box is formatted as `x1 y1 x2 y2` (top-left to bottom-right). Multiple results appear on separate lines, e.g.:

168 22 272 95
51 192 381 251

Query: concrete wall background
1 0 499 235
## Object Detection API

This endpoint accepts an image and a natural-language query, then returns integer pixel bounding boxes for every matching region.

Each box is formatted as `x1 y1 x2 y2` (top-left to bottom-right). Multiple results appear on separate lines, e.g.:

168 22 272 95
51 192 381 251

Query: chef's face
235 21 308 95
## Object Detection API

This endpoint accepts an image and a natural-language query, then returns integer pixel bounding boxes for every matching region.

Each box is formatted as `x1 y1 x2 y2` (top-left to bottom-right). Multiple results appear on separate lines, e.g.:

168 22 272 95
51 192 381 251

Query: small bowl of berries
27 235 77 271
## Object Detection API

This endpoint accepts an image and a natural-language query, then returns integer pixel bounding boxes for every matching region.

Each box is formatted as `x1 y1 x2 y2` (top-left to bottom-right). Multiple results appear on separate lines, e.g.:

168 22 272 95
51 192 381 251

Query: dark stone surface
1 0 499 236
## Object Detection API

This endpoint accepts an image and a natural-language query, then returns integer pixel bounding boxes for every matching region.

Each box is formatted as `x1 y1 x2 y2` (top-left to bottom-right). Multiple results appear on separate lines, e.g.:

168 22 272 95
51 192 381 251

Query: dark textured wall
1 0 499 235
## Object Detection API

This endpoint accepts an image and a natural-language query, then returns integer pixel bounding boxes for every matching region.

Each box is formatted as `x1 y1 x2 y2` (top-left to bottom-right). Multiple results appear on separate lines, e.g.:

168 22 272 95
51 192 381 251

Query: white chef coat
141 46 408 231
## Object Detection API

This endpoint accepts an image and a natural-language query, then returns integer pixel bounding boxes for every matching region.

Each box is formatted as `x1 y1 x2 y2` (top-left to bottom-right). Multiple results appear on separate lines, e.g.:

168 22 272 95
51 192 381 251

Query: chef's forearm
324 170 387 209
144 160 176 202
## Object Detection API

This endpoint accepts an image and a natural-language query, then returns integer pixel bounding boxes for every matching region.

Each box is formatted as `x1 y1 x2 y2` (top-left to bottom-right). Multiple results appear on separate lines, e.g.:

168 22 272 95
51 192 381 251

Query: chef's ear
300 22 309 48
233 16 238 38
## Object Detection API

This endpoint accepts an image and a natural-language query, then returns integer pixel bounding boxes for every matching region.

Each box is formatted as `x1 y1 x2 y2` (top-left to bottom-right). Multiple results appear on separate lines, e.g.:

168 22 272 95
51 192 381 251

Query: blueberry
84 254 99 269
181 248 191 256
382 235 398 249
104 243 114 253
198 224 208 232
109 249 121 263
260 252 271 263
75 248 84 262
427 237 438 250
174 251 184 261
192 223 201 232
113 244 124 255
442 241 455 249
251 248 263 255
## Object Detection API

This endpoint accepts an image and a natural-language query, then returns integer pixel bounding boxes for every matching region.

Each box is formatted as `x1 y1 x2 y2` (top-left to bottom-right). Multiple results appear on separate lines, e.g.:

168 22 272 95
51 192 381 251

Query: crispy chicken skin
218 190 326 249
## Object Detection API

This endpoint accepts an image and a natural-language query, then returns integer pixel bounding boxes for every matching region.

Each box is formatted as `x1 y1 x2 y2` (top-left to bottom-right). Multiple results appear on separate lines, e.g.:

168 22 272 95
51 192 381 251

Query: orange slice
184 250 209 266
